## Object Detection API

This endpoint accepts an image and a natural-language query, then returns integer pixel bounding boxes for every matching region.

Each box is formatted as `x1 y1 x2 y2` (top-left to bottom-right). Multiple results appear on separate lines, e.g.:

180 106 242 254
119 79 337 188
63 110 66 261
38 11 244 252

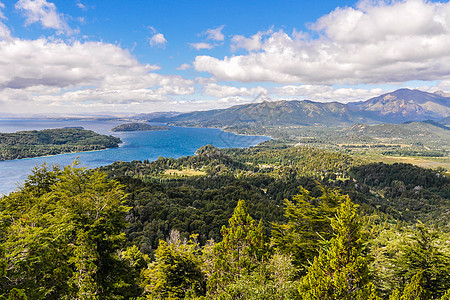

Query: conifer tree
207 200 269 296
389 270 425 300
141 233 205 299
298 197 379 300
394 222 450 299
271 186 344 272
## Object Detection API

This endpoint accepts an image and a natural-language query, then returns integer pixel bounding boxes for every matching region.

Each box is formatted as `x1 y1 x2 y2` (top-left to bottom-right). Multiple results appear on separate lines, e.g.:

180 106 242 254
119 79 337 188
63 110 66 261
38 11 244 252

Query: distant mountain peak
351 88 450 122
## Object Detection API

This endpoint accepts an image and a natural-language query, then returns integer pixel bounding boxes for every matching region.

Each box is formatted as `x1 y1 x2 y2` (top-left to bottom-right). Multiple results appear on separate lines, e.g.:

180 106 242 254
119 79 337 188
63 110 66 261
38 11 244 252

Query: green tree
271 186 344 272
0 163 135 299
298 197 379 300
207 200 269 296
389 270 425 300
394 222 450 299
141 232 205 299
222 252 300 300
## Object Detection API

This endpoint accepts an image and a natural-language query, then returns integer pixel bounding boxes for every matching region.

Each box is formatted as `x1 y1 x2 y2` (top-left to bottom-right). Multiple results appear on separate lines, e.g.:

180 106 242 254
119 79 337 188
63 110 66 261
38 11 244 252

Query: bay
0 119 269 195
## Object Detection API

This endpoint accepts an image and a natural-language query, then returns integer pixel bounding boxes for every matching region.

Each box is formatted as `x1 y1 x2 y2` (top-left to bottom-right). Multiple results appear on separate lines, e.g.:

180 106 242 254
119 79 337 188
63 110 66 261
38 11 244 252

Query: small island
0 128 122 161
111 122 170 132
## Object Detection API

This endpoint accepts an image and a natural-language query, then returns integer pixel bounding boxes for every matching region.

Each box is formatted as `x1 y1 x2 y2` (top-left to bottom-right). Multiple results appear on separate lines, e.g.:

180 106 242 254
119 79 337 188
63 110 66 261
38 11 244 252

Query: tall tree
298 197 379 300
0 163 135 299
207 200 269 296
271 186 344 272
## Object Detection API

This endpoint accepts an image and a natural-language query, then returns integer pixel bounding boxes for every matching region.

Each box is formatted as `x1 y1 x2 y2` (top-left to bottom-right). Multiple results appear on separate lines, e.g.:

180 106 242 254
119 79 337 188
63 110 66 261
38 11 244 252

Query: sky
0 0 449 115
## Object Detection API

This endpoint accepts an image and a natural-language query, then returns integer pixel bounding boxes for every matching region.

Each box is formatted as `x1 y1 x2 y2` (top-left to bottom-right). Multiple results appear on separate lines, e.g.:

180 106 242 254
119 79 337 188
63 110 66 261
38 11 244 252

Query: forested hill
0 128 121 160
149 99 374 127
111 122 170 132
149 88 450 127
101 142 449 251
0 142 449 298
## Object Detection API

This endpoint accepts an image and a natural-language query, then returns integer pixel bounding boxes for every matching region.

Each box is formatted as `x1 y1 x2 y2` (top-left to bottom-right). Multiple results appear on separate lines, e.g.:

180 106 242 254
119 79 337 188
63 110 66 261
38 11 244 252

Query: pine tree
298 197 380 300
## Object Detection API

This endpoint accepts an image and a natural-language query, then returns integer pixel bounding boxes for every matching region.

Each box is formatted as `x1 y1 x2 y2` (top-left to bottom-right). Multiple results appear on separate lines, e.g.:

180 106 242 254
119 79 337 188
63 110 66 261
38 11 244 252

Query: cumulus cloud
0 37 194 113
272 85 383 102
176 63 191 70
194 0 450 85
203 83 268 98
204 25 225 41
15 0 74 35
230 29 272 52
149 33 167 48
190 42 214 50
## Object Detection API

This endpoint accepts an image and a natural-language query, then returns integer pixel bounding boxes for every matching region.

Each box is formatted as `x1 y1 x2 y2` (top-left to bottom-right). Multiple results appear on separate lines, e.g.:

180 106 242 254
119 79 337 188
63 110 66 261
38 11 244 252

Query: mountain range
150 89 450 127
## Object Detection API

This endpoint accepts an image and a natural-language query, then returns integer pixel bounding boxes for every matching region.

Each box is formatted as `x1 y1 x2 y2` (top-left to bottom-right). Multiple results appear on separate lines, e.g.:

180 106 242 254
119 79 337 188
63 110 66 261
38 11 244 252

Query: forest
0 142 449 299
0 128 121 160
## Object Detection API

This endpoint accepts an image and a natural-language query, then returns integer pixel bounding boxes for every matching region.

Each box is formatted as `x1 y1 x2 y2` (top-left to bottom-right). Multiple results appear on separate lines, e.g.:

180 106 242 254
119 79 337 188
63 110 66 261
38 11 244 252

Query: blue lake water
0 119 269 195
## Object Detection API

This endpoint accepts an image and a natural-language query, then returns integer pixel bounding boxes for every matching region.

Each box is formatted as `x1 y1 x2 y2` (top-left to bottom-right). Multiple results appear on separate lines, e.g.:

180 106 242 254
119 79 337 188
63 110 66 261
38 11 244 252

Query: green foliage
394 222 450 299
298 197 379 300
141 232 205 299
271 186 345 273
207 200 269 296
111 123 170 132
221 253 300 300
389 270 425 300
0 128 121 160
0 142 449 299
0 163 137 299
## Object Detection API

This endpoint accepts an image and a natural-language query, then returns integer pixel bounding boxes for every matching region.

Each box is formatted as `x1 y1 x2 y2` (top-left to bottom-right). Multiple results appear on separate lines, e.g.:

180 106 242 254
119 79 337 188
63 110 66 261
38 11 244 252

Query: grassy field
163 169 207 177
362 155 450 171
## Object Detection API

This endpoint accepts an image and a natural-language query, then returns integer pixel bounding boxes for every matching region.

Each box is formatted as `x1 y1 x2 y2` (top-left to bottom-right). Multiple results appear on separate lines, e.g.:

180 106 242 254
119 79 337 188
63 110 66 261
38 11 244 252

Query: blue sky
0 0 449 115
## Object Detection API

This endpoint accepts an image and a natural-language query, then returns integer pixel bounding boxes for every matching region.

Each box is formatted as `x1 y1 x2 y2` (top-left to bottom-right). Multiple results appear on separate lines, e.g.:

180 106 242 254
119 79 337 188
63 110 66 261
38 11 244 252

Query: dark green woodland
0 142 449 299
0 128 121 160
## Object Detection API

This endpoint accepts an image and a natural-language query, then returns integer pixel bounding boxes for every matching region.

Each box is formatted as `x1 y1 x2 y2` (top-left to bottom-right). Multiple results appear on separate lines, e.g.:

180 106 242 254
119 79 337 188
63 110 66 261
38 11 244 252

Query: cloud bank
194 0 450 85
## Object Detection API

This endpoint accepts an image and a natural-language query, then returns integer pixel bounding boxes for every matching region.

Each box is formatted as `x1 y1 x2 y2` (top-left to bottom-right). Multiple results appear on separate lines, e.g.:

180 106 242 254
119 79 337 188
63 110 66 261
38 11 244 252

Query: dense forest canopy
0 128 121 161
0 142 449 299
111 123 170 132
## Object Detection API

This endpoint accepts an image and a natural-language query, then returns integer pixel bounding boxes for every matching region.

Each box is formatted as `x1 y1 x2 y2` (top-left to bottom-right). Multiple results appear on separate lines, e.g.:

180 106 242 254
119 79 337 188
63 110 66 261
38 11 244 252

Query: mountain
439 116 450 126
150 89 450 128
151 100 376 127
350 89 450 122
134 111 180 120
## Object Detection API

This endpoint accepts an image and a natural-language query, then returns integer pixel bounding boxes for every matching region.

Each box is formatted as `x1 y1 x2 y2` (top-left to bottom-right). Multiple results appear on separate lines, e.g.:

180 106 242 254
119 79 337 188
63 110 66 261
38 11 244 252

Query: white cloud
190 42 214 50
15 0 74 35
272 85 383 102
194 0 450 85
203 83 268 98
149 33 167 48
0 37 194 113
0 2 10 40
230 29 272 52
76 1 86 10
204 25 225 41
176 63 191 70
0 2 5 19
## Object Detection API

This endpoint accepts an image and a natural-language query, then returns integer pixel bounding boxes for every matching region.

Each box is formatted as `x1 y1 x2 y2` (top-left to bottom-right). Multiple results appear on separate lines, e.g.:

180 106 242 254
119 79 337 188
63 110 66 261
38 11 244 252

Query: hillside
150 99 376 127
149 89 450 128
0 128 121 160
341 121 450 148
350 88 450 122
111 123 170 132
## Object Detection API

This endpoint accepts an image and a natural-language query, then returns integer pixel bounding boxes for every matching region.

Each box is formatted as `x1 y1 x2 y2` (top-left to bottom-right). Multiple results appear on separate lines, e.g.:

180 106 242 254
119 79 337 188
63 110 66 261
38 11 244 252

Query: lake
0 119 270 195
